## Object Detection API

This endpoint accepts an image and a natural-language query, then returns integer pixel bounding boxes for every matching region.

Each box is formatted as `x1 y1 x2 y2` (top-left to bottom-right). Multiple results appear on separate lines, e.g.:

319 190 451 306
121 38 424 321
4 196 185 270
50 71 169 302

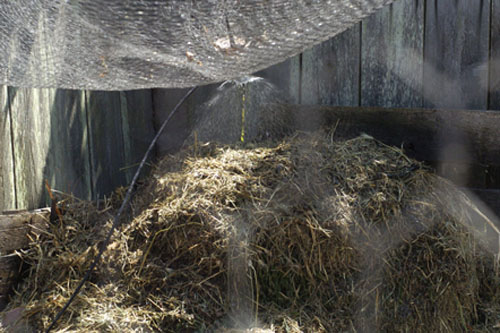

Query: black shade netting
0 0 393 90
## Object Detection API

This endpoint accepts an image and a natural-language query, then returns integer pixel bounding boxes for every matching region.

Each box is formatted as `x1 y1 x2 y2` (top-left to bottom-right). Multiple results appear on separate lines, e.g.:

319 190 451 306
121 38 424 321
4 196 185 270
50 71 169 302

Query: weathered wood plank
301 25 360 106
361 0 424 108
424 0 490 109
119 90 155 182
86 91 127 198
10 88 90 209
490 0 500 110
289 105 500 169
0 209 49 254
0 86 15 211
44 90 91 201
10 87 54 209
256 55 301 104
153 88 197 156
153 85 219 155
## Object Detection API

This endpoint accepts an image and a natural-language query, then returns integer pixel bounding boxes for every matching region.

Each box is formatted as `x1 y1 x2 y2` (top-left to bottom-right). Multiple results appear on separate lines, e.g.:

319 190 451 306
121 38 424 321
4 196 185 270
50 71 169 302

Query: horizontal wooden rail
290 105 500 166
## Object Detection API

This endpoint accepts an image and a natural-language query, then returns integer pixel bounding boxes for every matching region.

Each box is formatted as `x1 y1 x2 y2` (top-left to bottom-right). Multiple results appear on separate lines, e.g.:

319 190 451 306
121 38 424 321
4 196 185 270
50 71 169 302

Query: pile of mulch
1 131 499 332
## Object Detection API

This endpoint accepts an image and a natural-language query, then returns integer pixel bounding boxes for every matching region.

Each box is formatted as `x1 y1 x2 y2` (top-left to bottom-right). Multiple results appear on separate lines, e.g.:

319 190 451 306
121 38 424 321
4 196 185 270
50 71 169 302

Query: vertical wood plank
256 55 301 104
86 91 127 198
153 88 192 156
424 0 490 109
10 87 52 209
153 85 218 156
10 88 90 209
119 89 155 182
44 90 91 201
490 0 500 110
0 86 15 211
301 26 360 106
361 0 424 108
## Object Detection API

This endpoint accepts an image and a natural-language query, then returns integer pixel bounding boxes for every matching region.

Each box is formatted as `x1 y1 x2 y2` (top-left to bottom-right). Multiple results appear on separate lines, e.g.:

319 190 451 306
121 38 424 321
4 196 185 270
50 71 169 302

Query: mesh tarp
0 0 393 90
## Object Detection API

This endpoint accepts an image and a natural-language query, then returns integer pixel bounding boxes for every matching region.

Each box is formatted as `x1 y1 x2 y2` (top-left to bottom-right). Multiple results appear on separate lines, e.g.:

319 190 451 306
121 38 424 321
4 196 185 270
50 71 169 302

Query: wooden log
0 209 49 310
0 256 19 311
86 91 127 198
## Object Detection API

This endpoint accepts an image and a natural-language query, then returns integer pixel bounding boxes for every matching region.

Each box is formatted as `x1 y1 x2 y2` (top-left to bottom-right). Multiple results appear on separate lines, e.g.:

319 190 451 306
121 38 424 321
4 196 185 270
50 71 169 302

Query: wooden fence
1 0 500 211
0 89 154 211
153 0 500 142
153 0 500 181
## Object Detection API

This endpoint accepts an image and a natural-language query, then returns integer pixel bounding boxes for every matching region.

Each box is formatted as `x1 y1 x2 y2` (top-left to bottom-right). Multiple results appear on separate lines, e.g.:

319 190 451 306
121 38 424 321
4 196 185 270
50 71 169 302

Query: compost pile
2 132 500 332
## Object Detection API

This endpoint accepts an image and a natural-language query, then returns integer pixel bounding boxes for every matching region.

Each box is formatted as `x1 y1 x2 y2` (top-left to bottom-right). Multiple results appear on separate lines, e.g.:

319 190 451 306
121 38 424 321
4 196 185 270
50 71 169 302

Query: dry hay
2 131 500 332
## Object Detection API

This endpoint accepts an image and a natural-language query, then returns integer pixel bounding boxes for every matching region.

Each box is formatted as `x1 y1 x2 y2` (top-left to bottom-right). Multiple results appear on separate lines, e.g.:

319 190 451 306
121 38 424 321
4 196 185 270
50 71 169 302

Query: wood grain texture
0 86 15 211
43 90 91 201
301 25 360 106
119 90 155 182
424 0 490 109
490 0 500 110
86 91 127 198
0 211 49 254
361 0 424 108
10 87 54 209
153 85 218 155
10 88 91 209
256 55 301 104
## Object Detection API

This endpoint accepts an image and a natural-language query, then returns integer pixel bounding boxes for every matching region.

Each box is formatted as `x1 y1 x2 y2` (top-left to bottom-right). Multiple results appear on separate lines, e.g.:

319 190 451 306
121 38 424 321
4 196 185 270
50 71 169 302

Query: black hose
45 86 197 332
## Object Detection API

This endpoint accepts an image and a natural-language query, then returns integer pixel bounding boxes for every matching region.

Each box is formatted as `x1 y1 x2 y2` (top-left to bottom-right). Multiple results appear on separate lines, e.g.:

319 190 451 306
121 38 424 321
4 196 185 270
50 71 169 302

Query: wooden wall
154 0 500 139
0 88 154 211
1 0 499 211
155 3 499 135
153 0 500 199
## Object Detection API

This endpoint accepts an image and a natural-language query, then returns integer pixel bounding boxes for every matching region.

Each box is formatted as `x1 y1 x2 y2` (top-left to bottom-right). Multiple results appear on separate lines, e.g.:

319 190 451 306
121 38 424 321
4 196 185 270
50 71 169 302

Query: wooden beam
361 0 424 108
424 0 490 109
289 105 500 168
0 86 15 211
